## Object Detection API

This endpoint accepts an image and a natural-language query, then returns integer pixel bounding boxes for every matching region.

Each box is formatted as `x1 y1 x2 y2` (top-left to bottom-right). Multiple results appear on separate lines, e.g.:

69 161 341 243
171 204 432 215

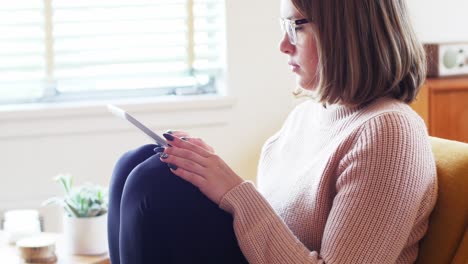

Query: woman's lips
289 63 300 73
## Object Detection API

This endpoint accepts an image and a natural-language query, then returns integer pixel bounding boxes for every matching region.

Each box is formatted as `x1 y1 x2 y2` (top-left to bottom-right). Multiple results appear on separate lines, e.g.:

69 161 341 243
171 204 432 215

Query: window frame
0 94 235 139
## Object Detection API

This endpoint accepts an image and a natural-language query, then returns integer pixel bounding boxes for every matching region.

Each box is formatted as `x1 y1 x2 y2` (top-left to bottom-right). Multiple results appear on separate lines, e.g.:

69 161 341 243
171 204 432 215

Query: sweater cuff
219 181 257 214
219 180 277 223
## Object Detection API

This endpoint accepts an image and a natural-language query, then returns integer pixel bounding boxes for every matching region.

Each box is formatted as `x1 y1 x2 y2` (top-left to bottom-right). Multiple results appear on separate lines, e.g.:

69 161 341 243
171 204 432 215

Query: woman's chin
296 77 318 91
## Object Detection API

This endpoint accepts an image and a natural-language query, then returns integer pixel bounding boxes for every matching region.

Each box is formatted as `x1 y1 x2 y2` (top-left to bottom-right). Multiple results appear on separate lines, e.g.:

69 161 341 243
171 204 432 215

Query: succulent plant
42 174 108 218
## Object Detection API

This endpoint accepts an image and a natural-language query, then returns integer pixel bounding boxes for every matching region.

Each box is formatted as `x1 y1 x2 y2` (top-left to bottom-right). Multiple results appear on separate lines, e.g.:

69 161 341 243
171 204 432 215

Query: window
0 0 225 105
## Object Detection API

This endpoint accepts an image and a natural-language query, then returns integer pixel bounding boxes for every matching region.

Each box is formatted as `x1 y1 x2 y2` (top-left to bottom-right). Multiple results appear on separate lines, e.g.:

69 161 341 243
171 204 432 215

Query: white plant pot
63 213 108 255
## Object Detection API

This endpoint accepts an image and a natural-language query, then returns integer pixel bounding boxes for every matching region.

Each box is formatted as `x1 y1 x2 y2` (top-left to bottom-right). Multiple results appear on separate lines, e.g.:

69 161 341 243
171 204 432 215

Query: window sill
0 95 236 139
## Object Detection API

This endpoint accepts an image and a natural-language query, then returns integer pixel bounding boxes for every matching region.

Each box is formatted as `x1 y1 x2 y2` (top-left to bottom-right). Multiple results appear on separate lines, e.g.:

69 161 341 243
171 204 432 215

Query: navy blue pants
107 144 248 264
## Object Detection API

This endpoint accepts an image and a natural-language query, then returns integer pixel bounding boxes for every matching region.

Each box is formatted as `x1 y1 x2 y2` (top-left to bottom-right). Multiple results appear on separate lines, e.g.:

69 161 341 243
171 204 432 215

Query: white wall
407 0 468 42
1 0 468 232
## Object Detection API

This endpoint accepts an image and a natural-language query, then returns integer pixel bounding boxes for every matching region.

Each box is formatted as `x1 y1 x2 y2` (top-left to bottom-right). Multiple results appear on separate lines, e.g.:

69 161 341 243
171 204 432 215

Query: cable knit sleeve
220 181 324 263
219 112 436 264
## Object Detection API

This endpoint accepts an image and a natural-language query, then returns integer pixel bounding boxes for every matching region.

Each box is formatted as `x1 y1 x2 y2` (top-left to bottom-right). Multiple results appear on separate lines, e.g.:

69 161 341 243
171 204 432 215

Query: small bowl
16 235 57 263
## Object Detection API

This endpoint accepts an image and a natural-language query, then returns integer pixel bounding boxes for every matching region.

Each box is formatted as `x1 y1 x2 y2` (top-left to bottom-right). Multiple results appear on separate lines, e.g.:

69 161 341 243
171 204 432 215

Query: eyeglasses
280 18 309 45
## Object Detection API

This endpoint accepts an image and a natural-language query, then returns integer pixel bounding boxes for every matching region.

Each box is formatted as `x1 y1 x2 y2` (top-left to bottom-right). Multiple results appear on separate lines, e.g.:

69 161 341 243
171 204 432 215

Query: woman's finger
163 145 210 168
166 130 189 138
182 137 215 153
165 130 214 152
163 133 212 158
169 166 207 189
159 152 205 176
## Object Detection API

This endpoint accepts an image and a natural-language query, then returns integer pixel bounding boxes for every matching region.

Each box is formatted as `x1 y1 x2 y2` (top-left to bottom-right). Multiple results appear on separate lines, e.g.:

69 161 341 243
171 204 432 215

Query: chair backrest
416 137 468 264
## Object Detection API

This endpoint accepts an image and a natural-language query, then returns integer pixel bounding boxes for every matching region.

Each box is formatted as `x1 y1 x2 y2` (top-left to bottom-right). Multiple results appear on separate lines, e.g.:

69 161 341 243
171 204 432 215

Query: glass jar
3 209 41 244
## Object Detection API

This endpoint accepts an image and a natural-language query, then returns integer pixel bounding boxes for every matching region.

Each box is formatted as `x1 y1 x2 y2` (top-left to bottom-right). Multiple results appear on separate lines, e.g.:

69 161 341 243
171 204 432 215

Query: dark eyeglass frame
280 18 310 45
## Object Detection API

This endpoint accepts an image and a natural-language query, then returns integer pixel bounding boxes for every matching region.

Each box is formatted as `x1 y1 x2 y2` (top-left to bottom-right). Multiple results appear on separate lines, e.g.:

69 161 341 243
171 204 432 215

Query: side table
0 231 110 264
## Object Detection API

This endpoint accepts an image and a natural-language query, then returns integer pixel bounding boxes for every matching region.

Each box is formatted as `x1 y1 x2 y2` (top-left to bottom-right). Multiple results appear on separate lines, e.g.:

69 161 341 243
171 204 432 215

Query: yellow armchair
416 137 468 264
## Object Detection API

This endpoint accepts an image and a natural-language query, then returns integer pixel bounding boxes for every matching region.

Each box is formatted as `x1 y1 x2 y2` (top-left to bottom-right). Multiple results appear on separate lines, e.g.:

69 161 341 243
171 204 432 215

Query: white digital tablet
107 104 168 147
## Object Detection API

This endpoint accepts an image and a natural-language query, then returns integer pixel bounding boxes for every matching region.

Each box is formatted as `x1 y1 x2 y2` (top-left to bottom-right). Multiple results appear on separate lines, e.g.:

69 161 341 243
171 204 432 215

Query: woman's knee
108 144 158 205
120 154 220 217
120 155 171 202
114 144 157 172
119 154 204 214
110 144 157 184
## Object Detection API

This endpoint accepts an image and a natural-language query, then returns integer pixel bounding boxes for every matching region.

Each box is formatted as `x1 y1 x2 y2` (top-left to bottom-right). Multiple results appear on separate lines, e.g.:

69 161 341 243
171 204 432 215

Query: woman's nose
279 33 294 54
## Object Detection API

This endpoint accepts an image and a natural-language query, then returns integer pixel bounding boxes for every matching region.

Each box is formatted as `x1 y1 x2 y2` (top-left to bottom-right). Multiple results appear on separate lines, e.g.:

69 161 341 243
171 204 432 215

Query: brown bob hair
292 0 426 106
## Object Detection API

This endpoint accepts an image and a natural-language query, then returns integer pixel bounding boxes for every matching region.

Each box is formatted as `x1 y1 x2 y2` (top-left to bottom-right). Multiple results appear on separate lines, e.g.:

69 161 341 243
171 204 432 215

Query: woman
108 0 437 263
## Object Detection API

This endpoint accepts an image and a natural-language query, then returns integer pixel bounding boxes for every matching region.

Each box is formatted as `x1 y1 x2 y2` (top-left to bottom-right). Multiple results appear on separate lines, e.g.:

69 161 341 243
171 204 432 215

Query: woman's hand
164 130 215 153
156 133 244 205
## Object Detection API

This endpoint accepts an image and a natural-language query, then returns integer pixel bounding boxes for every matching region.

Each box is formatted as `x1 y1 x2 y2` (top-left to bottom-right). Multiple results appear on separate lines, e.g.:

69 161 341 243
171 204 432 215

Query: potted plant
42 174 108 255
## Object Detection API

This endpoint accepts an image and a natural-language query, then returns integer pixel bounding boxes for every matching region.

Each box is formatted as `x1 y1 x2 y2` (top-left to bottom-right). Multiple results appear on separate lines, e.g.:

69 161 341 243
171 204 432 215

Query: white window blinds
0 1 46 103
0 0 225 105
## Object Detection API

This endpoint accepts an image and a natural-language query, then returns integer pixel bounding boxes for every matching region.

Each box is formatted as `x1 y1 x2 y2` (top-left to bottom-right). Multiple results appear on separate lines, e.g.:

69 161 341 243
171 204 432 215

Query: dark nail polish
166 130 174 134
160 153 169 159
181 137 188 141
154 147 165 153
168 164 178 170
167 143 173 147
163 133 174 141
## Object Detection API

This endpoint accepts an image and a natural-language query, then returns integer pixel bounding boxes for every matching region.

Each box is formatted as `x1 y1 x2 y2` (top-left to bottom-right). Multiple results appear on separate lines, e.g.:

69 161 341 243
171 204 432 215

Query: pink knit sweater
220 97 437 263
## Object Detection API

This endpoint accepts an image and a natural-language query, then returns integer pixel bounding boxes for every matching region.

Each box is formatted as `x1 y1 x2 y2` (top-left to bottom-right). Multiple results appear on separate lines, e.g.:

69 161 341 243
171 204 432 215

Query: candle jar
3 209 42 244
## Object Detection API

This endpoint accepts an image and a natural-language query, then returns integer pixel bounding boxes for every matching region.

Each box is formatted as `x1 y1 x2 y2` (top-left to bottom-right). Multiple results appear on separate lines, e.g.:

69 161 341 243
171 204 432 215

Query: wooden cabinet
411 77 468 143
